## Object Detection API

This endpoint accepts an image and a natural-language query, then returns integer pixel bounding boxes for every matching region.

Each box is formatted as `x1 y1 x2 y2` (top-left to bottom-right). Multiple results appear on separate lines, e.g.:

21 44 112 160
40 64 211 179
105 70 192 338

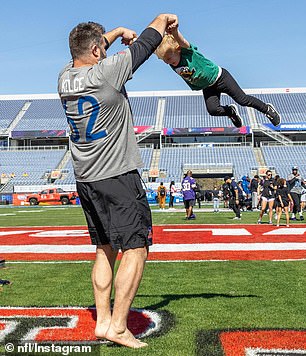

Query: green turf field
1 206 306 355
0 205 305 226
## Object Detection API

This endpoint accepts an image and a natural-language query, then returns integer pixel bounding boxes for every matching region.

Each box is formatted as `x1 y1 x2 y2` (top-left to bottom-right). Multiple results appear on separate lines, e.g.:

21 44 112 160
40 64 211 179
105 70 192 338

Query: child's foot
228 104 242 128
265 103 281 126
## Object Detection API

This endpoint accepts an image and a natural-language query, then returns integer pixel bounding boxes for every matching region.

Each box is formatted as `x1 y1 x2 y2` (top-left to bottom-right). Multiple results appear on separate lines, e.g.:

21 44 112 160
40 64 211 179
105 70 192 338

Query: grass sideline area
0 205 305 226
1 206 306 355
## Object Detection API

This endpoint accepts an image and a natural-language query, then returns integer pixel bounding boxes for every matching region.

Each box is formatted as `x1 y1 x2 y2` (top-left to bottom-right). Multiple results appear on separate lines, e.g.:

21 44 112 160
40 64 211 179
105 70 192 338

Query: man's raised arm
147 14 178 36
103 27 137 49
129 13 179 73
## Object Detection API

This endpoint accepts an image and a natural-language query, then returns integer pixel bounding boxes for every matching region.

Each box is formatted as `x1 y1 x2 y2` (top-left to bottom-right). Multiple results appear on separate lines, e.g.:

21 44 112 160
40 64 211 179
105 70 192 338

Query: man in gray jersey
287 166 306 221
58 14 178 348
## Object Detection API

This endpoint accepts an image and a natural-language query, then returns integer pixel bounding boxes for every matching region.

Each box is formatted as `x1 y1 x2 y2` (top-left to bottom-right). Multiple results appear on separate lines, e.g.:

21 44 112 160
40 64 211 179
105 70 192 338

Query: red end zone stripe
2 225 306 261
220 330 306 355
1 225 306 245
154 225 306 244
0 227 91 245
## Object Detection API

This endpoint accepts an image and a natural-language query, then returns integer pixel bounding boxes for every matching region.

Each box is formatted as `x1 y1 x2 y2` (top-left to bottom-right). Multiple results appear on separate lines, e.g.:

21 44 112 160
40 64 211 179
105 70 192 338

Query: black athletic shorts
76 170 153 251
275 200 289 208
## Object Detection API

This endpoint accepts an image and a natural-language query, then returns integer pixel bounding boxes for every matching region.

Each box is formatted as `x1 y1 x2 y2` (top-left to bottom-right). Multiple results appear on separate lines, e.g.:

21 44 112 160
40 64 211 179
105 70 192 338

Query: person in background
275 178 293 227
157 182 167 210
301 180 306 212
257 170 276 224
222 181 230 208
224 176 241 220
182 170 196 220
211 185 221 213
241 176 251 199
237 181 246 211
287 166 306 221
195 182 202 208
250 174 261 211
169 180 177 209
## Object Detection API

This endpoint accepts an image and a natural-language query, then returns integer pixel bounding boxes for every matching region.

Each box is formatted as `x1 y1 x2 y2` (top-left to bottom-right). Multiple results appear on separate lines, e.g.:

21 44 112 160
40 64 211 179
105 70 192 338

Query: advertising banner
163 126 250 135
11 130 67 138
264 122 306 131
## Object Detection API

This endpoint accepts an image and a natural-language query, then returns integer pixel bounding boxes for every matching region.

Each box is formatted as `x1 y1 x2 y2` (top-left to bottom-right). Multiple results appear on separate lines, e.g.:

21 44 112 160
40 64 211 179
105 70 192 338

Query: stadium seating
158 146 257 182
163 95 251 128
0 100 27 130
13 99 67 131
253 93 306 124
0 148 67 192
1 90 306 191
128 96 159 127
261 145 306 178
55 147 154 185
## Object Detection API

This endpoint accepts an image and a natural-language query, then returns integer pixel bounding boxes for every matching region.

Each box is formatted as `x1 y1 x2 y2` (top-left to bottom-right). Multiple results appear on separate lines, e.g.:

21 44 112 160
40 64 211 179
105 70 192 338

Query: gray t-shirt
287 173 304 194
57 49 143 182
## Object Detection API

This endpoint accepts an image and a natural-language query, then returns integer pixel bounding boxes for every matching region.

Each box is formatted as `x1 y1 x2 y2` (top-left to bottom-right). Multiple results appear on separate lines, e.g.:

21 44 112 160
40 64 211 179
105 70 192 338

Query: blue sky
1 0 306 95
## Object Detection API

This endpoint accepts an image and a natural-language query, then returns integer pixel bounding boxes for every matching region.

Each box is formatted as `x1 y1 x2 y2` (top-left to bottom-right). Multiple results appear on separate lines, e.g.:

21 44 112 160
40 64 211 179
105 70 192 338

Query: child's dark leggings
203 68 268 116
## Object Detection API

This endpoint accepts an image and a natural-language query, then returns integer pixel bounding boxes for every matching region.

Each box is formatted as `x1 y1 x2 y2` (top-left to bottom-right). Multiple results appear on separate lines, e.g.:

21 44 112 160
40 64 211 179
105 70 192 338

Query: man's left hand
120 28 137 45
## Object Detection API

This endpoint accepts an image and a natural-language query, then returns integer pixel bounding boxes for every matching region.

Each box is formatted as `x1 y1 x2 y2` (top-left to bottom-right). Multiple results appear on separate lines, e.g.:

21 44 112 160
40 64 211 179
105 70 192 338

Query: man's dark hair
69 22 105 60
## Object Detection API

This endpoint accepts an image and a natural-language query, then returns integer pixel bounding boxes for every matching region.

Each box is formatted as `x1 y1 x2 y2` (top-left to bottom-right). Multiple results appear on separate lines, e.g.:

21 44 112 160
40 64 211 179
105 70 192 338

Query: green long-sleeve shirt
171 43 220 90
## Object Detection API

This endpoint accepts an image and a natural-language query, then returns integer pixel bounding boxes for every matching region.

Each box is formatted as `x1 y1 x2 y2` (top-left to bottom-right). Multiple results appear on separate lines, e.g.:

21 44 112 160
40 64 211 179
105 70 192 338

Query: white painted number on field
264 228 306 235
29 230 89 238
0 230 42 236
163 228 252 236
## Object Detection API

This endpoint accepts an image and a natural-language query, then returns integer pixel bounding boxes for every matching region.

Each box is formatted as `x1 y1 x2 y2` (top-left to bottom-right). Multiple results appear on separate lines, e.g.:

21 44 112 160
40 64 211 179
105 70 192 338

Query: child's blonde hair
155 34 180 60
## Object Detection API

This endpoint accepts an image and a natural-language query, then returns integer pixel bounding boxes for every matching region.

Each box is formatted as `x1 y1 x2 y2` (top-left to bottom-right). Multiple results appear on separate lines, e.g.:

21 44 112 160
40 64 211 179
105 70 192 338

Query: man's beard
97 44 106 60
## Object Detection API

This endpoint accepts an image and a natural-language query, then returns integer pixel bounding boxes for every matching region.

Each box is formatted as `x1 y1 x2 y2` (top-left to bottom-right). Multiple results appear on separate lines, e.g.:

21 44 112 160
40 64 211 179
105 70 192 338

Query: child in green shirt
155 27 281 128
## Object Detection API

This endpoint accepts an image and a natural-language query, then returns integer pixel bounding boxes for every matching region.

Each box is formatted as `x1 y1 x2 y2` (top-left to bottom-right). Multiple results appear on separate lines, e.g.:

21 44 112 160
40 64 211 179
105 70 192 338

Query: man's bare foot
106 326 148 348
95 320 111 339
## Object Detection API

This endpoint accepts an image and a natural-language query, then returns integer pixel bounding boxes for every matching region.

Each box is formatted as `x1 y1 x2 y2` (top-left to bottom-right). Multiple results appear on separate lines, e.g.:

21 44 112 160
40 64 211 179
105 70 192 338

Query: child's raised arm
167 27 190 48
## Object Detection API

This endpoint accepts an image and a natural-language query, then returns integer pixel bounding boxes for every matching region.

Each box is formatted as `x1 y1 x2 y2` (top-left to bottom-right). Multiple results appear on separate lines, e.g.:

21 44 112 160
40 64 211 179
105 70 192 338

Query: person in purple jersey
182 170 197 220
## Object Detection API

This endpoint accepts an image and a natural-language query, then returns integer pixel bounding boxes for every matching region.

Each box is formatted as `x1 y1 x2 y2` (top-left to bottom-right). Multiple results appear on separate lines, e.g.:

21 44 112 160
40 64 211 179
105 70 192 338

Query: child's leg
203 87 242 127
276 207 281 226
203 87 232 116
268 200 274 223
216 68 268 114
284 206 289 226
258 199 267 222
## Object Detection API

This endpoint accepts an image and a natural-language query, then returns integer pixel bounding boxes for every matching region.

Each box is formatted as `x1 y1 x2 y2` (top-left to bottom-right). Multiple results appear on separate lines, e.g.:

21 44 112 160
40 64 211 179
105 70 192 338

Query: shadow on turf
139 292 260 310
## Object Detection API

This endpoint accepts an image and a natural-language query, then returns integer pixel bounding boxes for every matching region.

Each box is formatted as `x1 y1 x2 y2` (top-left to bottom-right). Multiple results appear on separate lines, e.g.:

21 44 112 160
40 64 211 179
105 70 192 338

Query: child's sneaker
265 103 281 126
228 104 242 128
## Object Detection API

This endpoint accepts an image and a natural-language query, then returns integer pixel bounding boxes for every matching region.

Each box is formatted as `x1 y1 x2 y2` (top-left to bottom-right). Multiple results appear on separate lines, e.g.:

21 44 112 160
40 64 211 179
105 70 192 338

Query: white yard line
2 242 306 253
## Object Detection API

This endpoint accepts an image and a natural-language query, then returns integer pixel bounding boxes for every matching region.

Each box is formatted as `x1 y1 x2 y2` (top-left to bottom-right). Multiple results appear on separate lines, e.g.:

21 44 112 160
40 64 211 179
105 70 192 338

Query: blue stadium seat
261 145 306 178
13 99 67 131
158 146 257 182
0 100 27 130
